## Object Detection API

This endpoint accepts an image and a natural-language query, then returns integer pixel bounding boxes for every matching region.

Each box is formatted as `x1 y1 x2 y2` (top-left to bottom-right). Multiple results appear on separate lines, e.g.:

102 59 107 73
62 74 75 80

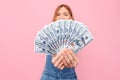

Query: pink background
0 0 120 80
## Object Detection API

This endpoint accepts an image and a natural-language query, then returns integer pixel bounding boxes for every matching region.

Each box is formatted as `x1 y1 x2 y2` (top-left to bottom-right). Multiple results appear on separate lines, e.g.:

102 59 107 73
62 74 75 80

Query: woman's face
55 7 72 21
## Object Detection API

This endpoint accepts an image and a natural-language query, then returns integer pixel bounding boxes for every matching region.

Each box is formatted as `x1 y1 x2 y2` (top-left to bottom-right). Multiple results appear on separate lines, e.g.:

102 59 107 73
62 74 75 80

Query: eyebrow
58 11 69 14
63 12 69 13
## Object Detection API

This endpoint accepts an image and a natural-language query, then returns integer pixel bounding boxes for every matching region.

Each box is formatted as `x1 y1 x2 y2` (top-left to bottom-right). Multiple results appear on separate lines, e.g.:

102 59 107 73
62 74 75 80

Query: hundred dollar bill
68 29 94 53
34 30 57 54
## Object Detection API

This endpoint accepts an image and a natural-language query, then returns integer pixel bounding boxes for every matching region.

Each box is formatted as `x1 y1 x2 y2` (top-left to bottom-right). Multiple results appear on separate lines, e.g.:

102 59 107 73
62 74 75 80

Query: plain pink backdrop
0 0 120 80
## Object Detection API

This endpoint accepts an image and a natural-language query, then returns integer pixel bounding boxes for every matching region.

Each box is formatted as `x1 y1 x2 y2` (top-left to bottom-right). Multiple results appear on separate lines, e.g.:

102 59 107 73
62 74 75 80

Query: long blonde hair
52 4 74 21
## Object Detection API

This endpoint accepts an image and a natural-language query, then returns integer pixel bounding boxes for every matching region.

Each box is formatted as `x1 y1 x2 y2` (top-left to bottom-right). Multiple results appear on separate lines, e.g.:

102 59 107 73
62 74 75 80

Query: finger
54 55 64 68
66 48 79 67
67 48 79 63
60 65 65 70
57 61 64 69
52 52 63 64
63 58 69 67
63 51 73 67
65 49 75 65
52 54 56 57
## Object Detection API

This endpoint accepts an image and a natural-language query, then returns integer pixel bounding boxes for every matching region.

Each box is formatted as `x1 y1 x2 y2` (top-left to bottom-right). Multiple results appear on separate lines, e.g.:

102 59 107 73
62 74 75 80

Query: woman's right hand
52 50 65 70
62 48 79 68
52 48 79 70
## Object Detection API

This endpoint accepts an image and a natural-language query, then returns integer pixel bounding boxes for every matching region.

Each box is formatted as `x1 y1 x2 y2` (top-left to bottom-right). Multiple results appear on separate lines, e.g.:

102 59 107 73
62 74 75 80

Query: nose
59 15 64 20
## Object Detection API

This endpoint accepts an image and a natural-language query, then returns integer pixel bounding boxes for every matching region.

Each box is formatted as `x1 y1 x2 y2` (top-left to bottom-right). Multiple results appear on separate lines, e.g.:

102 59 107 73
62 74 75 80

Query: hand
52 48 79 70
52 50 65 70
62 48 79 68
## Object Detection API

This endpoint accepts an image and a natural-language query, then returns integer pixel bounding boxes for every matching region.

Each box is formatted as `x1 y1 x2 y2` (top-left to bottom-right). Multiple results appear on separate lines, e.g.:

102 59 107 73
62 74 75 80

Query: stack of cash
34 20 94 55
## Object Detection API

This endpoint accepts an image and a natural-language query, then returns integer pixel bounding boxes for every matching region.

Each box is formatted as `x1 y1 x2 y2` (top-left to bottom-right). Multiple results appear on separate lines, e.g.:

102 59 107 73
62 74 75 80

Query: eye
56 13 60 16
63 12 70 16
64 13 68 16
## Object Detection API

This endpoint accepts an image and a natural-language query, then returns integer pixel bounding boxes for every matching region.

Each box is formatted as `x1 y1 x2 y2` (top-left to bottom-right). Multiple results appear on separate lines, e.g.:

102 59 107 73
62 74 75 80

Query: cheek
55 17 60 20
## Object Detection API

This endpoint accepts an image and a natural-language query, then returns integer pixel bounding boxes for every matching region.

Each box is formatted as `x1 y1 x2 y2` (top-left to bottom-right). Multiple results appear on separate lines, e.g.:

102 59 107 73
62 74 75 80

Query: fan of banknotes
34 20 94 55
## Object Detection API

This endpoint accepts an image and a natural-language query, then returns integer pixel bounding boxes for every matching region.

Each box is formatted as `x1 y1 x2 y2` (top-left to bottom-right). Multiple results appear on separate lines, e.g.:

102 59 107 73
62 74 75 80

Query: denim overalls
41 55 77 80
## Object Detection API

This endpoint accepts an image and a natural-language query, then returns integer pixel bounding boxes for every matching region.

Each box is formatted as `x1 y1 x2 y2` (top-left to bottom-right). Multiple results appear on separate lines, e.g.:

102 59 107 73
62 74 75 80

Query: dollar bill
34 20 94 55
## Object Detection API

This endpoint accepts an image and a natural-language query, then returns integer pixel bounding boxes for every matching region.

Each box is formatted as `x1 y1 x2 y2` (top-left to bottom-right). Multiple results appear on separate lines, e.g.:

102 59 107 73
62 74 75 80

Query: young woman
40 4 79 80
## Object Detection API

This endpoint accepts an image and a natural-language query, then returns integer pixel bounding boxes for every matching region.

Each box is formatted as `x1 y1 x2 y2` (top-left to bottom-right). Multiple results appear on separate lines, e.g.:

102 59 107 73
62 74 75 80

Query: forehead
58 7 69 13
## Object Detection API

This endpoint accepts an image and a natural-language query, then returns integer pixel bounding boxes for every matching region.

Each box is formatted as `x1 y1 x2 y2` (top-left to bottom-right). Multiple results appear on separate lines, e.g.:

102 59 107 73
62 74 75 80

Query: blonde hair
52 4 74 21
